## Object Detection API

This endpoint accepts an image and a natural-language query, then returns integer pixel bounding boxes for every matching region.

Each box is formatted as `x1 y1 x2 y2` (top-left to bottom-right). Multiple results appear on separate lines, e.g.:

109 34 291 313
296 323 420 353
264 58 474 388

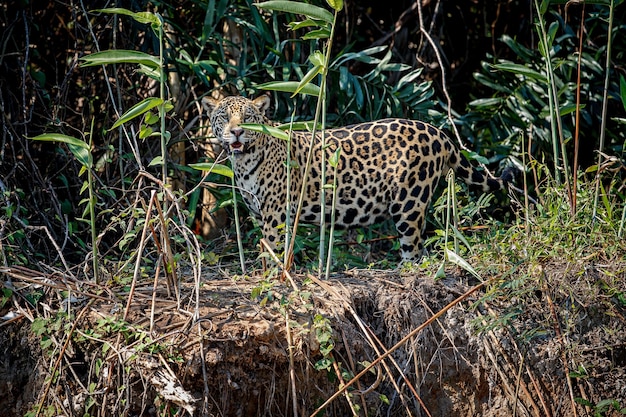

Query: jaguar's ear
252 95 271 115
202 96 221 114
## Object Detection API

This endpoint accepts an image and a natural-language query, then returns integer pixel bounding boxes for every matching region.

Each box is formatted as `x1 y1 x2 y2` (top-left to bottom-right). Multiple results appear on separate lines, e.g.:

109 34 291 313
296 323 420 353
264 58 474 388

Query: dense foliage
0 0 624 268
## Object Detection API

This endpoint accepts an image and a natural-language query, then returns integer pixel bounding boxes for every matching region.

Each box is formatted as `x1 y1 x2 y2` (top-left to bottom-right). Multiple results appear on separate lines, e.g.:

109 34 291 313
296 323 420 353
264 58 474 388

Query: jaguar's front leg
260 213 284 256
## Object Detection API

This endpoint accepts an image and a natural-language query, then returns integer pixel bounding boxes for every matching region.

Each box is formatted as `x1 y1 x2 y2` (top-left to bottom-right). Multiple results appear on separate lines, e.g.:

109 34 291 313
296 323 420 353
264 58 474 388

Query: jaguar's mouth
229 141 244 154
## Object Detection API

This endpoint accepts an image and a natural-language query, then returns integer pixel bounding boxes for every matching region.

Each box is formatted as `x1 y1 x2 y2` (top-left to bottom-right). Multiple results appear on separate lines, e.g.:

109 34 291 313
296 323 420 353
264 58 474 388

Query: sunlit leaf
492 63 548 83
302 28 330 40
257 81 320 96
79 50 160 69
68 143 93 168
189 162 234 179
29 133 92 168
288 19 320 31
292 64 323 97
326 0 343 11
28 133 89 149
149 156 163 166
446 249 482 281
110 98 164 130
239 123 290 141
256 1 334 24
94 8 161 26
469 98 504 108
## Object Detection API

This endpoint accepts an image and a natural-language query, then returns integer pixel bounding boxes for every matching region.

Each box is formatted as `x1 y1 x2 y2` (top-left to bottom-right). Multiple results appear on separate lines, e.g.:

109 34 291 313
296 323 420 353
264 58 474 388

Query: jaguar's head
204 95 270 155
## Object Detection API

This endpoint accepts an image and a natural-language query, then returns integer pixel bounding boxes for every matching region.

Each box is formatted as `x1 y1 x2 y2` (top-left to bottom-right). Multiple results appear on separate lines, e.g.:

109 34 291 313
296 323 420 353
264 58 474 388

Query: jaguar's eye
244 109 256 121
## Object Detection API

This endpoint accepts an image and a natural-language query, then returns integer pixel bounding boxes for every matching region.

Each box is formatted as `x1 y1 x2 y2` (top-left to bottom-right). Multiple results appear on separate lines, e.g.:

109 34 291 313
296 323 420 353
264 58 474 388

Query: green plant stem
157 13 169 213
572 5 586 216
230 155 246 274
318 14 338 275
318 95 328 274
284 109 297 267
88 118 99 283
286 11 338 272
593 0 615 222
324 151 339 280
533 0 573 211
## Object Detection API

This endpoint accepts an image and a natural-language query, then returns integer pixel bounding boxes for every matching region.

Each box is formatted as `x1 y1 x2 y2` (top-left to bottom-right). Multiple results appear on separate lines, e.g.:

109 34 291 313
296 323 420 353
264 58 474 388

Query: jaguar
206 95 514 261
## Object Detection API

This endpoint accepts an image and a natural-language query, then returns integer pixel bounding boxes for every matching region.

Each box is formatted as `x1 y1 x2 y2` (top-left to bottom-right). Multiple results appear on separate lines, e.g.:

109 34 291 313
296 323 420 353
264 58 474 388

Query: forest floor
1 254 626 417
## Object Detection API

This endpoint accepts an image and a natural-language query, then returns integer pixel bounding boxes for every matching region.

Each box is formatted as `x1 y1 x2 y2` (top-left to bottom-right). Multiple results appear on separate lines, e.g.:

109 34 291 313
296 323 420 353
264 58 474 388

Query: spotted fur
206 95 513 261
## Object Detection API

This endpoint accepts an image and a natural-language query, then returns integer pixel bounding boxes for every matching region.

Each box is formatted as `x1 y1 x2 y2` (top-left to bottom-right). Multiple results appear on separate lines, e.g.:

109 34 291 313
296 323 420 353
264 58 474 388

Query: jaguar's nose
231 127 244 138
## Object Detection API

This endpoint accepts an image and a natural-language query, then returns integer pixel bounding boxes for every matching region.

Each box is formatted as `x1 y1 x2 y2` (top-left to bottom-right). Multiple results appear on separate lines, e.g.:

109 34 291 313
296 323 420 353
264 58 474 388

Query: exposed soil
1 261 625 416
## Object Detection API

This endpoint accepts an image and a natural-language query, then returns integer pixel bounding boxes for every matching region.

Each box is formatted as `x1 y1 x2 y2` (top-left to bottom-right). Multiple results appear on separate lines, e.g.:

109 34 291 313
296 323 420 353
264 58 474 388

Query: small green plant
575 398 626 417
28 128 99 281
312 313 335 372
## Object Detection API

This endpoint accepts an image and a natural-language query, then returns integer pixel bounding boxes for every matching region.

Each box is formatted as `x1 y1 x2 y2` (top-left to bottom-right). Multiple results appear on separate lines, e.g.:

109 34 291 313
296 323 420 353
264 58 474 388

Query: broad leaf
492 63 548 83
239 123 290 141
257 81 320 96
110 98 164 130
29 133 89 149
189 163 234 179
148 156 163 166
80 50 160 70
29 134 92 168
256 1 333 24
326 0 343 11
446 249 482 281
94 8 161 26
293 65 323 97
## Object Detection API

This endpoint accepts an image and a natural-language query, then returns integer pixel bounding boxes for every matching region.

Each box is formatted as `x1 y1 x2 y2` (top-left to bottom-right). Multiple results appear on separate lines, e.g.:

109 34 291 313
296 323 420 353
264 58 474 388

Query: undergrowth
1 0 625 416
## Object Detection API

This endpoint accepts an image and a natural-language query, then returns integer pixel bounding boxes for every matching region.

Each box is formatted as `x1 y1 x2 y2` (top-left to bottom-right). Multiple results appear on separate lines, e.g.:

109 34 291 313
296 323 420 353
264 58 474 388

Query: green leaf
292 65 323 97
435 261 446 280
29 133 89 149
256 1 334 24
139 125 154 139
94 8 161 26
189 162 234 179
546 21 559 47
326 0 343 11
110 98 164 130
328 148 341 168
136 63 162 81
469 98 504 108
29 133 92 167
492 63 548 83
148 156 163 166
257 81 320 96
309 50 325 67
79 50 160 69
302 28 330 40
463 150 489 165
239 123 290 141
446 249 482 281
288 19 321 31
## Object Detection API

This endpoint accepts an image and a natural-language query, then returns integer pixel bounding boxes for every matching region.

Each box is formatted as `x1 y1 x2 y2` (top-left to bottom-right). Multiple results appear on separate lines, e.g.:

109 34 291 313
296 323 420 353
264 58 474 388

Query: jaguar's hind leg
389 200 429 262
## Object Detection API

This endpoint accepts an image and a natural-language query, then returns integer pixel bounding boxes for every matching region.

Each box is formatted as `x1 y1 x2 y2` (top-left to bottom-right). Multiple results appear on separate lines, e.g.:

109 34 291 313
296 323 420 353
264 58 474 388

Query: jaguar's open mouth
230 141 244 153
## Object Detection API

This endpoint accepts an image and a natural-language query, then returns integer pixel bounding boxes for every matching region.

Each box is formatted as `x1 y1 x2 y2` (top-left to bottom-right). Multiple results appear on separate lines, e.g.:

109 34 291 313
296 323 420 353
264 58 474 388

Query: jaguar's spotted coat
206 95 513 261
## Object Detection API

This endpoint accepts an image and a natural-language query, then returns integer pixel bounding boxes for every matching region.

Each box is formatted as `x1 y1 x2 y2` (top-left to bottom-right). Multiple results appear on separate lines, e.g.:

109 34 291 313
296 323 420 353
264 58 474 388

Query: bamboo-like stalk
230 154 247 274
533 0 572 207
324 149 340 280
285 10 339 272
572 5 586 216
87 118 99 283
592 0 615 222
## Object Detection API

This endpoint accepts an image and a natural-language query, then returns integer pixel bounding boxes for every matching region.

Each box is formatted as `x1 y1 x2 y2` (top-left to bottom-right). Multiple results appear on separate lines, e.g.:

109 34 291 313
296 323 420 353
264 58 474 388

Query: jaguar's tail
448 147 516 193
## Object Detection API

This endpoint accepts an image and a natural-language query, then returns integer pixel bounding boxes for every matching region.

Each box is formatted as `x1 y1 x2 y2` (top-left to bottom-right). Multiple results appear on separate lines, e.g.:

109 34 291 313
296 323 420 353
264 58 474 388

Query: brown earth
1 261 625 417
